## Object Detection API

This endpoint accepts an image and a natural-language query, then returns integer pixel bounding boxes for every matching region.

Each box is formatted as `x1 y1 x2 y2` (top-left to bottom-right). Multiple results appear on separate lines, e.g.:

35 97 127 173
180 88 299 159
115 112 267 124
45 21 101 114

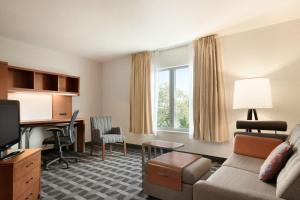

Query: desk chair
43 110 79 170
90 116 126 160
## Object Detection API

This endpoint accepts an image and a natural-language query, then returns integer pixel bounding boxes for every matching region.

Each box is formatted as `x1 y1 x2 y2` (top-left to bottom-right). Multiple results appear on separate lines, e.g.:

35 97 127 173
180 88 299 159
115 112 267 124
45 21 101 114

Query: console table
141 140 184 168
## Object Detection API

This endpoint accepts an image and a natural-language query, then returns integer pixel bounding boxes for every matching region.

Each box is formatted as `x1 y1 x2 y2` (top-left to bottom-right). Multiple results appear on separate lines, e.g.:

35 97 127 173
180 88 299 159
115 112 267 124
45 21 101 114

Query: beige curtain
130 52 153 134
193 35 229 142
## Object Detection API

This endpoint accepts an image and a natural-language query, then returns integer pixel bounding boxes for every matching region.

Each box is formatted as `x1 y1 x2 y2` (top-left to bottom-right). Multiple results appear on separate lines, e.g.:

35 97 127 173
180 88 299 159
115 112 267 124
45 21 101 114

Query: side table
141 140 184 176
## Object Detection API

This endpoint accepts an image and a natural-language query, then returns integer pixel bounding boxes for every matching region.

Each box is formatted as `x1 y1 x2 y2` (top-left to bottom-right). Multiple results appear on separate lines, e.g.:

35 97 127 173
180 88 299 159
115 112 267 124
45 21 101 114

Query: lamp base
246 109 261 133
247 109 258 120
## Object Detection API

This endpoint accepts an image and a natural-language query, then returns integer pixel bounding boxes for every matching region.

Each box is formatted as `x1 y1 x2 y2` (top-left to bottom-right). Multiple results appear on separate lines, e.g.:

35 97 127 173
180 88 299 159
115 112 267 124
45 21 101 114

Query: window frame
157 65 189 133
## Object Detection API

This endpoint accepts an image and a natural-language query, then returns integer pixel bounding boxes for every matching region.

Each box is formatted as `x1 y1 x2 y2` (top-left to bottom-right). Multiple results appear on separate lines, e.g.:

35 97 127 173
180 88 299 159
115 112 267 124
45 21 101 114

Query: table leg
76 121 85 153
25 128 33 148
142 144 146 167
148 146 151 161
154 147 157 157
19 127 27 149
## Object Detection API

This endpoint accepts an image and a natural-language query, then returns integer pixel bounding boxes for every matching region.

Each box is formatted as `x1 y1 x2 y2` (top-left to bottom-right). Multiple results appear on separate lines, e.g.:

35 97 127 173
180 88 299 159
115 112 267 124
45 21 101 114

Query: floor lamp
233 78 273 132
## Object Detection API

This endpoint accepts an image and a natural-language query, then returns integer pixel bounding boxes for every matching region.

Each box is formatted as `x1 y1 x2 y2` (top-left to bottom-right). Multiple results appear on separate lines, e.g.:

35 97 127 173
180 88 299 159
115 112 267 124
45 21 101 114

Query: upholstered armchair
90 116 126 160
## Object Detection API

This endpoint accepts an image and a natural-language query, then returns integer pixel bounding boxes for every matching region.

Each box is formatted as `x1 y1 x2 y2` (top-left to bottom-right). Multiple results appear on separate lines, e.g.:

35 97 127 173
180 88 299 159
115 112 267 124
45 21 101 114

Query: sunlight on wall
8 93 52 121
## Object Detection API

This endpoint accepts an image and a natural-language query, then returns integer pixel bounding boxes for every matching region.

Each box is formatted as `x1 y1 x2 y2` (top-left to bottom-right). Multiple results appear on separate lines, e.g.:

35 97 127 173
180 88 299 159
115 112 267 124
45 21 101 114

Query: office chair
43 110 79 170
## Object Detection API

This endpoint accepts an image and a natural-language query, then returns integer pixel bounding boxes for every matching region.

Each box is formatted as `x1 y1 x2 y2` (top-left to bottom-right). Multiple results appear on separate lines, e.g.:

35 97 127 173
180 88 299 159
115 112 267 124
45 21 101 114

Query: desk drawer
16 180 40 200
148 163 181 191
14 166 40 199
14 152 41 181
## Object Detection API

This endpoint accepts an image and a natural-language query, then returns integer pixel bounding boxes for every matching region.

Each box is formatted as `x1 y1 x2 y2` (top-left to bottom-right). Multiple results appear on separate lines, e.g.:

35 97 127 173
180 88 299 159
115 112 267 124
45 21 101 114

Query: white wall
101 19 300 143
101 56 131 132
0 36 102 147
221 19 300 139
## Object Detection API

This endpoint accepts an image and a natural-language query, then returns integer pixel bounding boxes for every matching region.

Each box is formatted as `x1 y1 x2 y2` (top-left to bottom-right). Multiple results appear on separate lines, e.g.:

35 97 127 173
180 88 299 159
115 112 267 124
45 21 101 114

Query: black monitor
0 100 20 153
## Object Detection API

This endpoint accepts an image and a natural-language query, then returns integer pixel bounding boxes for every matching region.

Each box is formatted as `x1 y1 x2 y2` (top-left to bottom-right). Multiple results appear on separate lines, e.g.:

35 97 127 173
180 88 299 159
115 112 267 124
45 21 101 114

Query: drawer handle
157 172 171 177
25 192 33 200
25 177 33 184
25 162 34 168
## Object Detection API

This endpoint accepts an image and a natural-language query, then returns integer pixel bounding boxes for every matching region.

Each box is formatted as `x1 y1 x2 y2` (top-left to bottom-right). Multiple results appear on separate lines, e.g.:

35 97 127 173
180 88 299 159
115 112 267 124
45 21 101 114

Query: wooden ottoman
143 151 212 200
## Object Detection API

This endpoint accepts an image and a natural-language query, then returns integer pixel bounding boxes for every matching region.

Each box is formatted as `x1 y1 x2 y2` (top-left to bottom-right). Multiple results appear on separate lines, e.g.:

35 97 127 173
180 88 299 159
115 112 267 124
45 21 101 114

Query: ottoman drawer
148 163 181 191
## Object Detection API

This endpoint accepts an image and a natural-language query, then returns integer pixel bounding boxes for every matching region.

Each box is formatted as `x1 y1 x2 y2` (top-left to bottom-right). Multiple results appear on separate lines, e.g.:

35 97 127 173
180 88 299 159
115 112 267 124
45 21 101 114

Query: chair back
90 116 112 136
67 110 79 144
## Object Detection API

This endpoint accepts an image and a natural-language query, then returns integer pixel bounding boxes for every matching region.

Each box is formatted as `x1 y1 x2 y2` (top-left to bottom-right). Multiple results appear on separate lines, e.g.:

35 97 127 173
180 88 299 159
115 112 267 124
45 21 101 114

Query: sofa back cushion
234 135 283 159
276 125 300 199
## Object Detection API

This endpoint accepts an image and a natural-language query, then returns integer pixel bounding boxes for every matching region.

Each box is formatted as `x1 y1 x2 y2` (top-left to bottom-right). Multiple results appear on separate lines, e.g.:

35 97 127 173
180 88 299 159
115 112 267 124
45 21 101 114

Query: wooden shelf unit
2 65 80 96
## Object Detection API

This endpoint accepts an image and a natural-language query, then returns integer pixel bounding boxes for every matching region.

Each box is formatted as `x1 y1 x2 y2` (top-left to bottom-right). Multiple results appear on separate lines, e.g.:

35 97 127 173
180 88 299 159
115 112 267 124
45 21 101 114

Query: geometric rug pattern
40 146 221 200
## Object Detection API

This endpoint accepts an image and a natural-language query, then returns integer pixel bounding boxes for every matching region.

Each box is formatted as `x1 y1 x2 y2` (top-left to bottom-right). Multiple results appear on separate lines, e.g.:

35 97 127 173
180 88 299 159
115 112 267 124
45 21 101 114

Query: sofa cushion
207 166 276 196
276 125 300 199
223 153 264 174
259 142 293 182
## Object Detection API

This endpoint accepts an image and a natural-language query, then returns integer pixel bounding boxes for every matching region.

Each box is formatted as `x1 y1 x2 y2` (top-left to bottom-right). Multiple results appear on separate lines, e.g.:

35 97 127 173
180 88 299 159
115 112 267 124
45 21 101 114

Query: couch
194 125 300 200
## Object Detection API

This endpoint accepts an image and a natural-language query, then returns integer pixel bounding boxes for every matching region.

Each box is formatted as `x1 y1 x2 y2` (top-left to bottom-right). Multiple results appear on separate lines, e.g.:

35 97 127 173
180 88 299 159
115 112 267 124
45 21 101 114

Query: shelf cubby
66 77 79 93
35 73 58 92
8 67 34 90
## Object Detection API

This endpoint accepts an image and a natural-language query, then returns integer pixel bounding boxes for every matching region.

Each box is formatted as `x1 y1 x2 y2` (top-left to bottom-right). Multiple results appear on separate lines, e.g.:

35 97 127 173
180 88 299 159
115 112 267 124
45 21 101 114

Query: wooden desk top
148 151 201 170
20 118 84 126
142 140 184 149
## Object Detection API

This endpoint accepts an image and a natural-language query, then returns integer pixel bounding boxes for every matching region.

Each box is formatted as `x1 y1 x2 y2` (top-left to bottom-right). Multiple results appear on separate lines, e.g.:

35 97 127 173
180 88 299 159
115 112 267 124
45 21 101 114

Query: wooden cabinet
0 149 41 200
0 61 8 99
52 95 72 119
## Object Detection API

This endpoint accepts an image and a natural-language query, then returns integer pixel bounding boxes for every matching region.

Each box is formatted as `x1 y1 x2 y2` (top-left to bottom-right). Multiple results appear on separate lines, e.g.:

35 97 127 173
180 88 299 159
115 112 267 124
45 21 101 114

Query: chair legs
123 141 127 156
102 143 105 160
90 142 126 161
45 149 78 170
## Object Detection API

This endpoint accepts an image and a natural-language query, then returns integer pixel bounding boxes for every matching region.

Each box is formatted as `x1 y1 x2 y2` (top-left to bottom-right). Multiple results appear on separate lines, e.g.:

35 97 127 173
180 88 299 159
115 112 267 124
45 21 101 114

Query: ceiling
0 0 300 63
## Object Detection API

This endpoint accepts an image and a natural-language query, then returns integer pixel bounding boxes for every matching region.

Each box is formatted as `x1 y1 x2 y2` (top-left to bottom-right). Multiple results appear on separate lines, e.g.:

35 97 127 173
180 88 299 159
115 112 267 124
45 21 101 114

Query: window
157 66 189 132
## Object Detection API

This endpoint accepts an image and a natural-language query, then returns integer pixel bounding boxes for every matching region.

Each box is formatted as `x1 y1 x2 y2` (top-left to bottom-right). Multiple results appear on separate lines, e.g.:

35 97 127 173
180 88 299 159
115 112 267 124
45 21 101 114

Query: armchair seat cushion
223 153 265 174
101 134 125 144
207 166 276 196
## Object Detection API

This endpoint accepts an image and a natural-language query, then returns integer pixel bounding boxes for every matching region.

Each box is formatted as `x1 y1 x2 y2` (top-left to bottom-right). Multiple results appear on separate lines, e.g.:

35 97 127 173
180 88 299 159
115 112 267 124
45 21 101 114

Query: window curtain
151 51 159 134
130 52 153 134
193 35 229 142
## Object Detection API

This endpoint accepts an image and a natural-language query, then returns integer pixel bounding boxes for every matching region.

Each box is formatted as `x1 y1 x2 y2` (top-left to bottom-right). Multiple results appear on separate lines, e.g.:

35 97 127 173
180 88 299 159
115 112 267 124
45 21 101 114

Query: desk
20 118 85 152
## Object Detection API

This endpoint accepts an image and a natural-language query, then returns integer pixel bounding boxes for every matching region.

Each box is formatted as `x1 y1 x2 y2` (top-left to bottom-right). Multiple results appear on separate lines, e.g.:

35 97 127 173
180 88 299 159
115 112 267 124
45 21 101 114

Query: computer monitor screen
0 100 20 151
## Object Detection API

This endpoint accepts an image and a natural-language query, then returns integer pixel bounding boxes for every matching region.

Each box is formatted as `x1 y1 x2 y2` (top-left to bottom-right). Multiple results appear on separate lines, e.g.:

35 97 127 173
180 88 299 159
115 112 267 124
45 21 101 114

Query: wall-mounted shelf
0 64 80 97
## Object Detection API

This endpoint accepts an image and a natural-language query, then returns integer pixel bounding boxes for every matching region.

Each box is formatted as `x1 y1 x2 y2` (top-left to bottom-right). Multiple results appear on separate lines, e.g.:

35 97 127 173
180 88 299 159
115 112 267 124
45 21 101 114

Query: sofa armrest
234 135 283 159
193 181 284 200
111 127 122 135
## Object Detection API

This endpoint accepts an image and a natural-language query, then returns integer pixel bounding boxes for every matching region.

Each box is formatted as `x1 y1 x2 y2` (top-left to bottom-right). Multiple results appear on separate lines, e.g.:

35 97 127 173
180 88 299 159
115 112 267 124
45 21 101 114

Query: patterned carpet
40 146 221 200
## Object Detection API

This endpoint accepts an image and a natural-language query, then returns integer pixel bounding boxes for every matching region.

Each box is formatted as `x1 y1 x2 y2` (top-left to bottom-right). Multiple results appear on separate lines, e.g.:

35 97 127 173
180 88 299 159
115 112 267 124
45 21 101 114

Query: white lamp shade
233 78 273 109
